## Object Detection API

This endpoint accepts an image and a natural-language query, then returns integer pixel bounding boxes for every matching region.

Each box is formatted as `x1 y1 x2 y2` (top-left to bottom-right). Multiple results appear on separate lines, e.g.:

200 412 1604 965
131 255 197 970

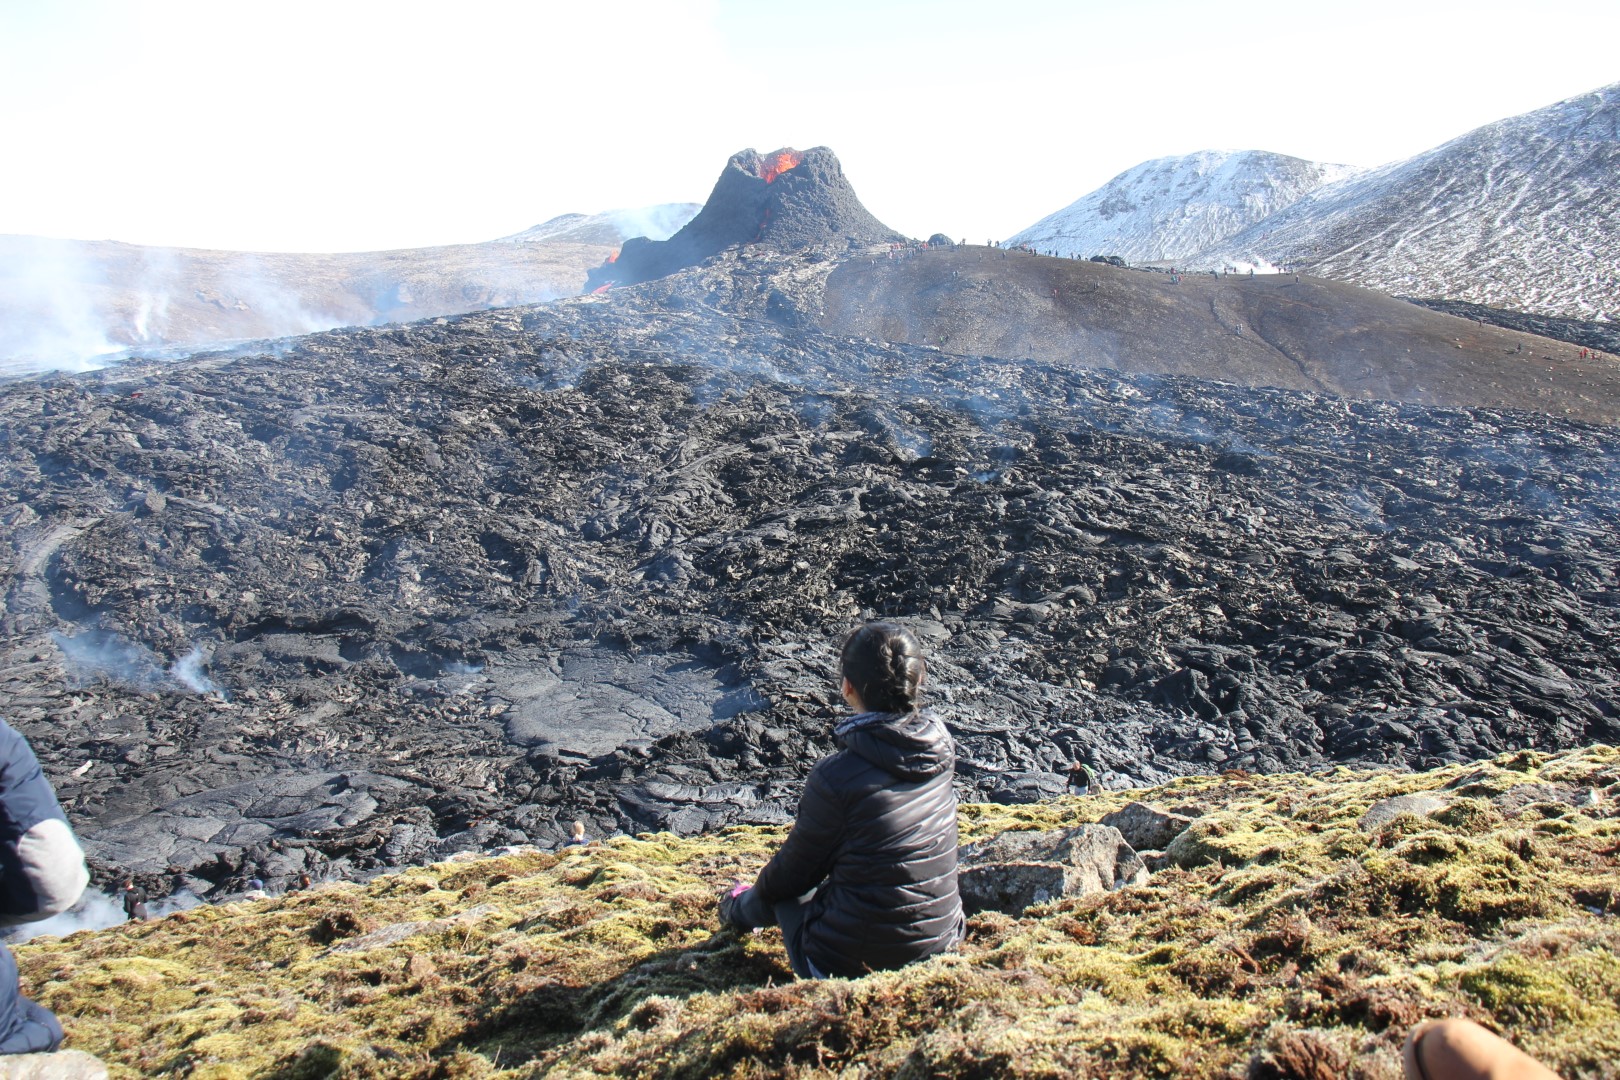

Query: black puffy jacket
752 710 962 977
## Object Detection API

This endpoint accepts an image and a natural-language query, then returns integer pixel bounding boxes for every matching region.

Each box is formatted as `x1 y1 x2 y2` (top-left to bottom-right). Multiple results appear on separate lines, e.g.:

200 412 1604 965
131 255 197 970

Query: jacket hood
837 710 954 782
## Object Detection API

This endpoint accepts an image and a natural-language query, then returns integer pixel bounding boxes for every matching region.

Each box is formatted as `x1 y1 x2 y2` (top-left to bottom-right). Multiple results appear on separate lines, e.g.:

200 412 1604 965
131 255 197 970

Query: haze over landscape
4 0 1618 252
1 3 1620 1077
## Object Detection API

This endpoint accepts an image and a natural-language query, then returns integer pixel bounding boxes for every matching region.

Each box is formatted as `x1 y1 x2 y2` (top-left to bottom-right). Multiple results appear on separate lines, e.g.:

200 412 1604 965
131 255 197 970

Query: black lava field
3 240 1619 897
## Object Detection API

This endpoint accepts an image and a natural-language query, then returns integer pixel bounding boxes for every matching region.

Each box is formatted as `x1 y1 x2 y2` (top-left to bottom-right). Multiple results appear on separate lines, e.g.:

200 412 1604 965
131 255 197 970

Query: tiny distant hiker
1067 762 1096 796
0 719 91 1055
121 879 149 921
565 821 589 848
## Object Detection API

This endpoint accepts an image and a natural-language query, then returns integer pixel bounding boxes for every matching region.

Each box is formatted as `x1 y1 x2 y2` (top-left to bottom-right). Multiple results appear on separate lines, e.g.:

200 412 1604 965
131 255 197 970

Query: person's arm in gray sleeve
0 722 89 925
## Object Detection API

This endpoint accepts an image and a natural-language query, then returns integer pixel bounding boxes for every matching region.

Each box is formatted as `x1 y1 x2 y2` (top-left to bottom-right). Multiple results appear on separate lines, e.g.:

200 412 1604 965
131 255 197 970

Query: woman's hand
717 879 752 929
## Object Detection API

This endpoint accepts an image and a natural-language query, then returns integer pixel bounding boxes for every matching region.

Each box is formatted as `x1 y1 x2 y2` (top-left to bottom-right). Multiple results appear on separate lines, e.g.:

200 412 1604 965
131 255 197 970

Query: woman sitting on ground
719 621 963 978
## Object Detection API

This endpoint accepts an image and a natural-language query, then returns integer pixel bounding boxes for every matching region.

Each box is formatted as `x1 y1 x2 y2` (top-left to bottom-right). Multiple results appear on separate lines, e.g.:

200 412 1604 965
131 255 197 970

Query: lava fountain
759 149 804 184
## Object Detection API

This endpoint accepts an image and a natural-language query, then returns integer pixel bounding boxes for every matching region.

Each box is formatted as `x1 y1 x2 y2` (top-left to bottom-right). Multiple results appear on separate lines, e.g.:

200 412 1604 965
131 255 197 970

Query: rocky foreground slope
19 744 1620 1078
2 243 1620 898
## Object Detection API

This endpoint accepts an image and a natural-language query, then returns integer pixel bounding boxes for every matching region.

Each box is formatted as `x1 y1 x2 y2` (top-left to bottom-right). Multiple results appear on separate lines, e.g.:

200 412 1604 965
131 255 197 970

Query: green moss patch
18 745 1619 1077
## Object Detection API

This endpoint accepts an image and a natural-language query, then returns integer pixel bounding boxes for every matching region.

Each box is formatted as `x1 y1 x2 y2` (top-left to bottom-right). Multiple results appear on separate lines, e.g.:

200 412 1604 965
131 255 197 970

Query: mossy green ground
19 745 1620 1078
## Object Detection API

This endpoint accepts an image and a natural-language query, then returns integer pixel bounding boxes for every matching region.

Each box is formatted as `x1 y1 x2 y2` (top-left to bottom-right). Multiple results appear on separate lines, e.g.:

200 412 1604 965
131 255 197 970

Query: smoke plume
52 629 224 698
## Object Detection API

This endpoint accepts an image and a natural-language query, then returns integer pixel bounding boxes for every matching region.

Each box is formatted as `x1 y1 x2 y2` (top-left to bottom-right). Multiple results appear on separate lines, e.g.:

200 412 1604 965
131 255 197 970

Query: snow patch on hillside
1195 83 1620 320
1005 150 1360 262
500 204 700 246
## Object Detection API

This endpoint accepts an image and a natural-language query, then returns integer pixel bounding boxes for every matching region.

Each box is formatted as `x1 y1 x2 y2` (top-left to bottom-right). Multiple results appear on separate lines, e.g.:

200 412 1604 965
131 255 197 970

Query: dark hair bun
841 621 926 713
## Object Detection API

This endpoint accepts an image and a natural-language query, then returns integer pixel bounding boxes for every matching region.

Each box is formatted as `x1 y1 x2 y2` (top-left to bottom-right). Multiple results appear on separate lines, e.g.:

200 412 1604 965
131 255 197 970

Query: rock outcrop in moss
18 745 1620 1078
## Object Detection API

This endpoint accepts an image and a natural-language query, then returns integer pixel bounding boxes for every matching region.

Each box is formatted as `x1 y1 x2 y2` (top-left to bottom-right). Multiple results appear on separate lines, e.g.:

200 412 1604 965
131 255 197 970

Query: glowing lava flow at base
760 149 803 184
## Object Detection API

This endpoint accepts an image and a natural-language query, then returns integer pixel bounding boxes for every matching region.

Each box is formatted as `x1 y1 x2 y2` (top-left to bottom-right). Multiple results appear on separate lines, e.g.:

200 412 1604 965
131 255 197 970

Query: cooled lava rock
3 232 1620 896
958 824 1149 915
586 147 903 290
1403 297 1620 357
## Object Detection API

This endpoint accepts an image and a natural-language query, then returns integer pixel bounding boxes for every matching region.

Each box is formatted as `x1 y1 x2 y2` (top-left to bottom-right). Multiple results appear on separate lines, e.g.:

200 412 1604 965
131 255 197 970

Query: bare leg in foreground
1403 1019 1561 1080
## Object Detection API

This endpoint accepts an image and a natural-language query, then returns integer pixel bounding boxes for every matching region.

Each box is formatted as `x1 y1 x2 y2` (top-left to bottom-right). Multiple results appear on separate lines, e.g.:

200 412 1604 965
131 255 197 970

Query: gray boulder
0 1051 109 1080
1099 801 1196 851
959 824 1148 915
1359 794 1450 831
1490 782 1604 815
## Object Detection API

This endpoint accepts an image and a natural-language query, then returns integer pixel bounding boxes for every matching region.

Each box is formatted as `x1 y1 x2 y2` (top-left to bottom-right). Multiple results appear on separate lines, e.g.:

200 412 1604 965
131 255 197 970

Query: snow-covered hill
1195 83 1620 320
1004 150 1360 262
498 203 699 246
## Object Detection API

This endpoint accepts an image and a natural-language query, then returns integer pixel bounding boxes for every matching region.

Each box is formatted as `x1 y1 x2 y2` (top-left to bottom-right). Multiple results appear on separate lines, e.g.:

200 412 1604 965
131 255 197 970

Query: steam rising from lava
52 629 224 699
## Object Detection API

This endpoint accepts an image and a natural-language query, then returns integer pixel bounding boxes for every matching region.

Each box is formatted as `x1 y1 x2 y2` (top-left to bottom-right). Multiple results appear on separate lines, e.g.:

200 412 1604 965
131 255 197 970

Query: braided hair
840 621 926 714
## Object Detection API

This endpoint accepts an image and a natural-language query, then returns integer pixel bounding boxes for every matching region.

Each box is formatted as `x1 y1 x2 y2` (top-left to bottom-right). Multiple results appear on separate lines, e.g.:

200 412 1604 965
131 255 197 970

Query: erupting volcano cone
587 146 903 289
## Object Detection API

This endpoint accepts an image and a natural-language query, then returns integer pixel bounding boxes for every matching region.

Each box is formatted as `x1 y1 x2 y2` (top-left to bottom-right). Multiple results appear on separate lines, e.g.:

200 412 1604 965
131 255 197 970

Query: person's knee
1403 1018 1561 1080
0 998 64 1056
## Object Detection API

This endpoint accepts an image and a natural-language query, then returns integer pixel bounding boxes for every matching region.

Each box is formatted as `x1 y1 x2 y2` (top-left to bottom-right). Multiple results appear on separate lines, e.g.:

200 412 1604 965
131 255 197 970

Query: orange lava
760 149 803 184
606 251 619 263
591 283 613 294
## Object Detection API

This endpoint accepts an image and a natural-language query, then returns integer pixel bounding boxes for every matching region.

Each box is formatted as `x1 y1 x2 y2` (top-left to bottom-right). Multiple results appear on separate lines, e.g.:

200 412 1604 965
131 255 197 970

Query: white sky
2 0 1616 253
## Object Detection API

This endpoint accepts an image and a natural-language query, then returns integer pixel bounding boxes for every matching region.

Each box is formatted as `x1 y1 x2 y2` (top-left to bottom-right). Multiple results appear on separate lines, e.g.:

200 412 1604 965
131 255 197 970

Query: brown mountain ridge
823 247 1620 425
